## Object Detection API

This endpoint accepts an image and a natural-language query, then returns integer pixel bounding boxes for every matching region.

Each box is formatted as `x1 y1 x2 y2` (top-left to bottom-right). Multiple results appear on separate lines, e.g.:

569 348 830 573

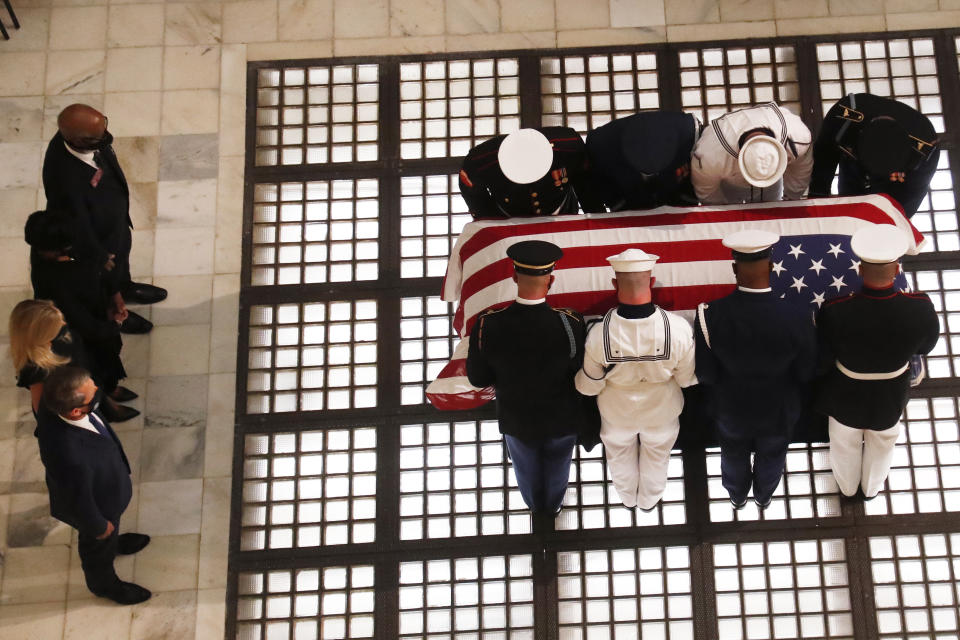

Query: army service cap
850 224 909 264
858 118 913 178
498 129 554 185
607 248 659 273
738 135 788 188
722 229 780 262
507 240 563 275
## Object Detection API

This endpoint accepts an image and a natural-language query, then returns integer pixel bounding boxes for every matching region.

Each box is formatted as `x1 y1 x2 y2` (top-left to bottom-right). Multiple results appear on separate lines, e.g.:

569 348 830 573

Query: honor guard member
466 240 586 515
585 111 701 211
691 103 813 205
816 225 939 499
809 93 940 218
458 127 605 218
694 230 817 510
575 249 697 511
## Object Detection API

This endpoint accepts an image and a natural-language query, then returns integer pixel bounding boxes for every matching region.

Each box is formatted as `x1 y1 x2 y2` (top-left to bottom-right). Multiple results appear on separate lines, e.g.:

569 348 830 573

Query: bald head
58 104 108 152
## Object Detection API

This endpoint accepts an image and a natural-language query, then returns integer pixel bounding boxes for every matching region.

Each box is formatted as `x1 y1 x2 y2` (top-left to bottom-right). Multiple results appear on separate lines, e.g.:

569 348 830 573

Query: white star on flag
788 244 805 259
809 259 826 275
849 259 861 273
812 291 826 307
830 275 846 291
790 276 807 292
772 261 786 277
827 243 845 258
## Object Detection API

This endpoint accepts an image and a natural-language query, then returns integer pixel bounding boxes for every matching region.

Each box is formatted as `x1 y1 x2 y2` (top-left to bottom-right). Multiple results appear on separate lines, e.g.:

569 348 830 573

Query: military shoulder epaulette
552 307 583 322
478 307 507 319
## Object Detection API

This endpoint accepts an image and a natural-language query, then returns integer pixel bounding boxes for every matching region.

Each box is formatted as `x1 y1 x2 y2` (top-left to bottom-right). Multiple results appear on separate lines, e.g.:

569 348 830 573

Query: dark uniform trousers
466 302 587 514
695 290 817 505
78 523 122 594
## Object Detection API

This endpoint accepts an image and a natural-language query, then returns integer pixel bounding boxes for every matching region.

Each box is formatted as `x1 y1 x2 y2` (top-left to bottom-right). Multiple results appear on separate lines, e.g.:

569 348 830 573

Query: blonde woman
9 300 138 420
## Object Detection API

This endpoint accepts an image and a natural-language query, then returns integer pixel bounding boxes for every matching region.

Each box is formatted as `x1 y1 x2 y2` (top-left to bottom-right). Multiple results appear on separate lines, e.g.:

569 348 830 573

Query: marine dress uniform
809 93 940 218
575 249 697 510
585 111 701 210
694 230 818 508
691 103 813 205
816 225 940 498
458 127 605 218
465 241 587 514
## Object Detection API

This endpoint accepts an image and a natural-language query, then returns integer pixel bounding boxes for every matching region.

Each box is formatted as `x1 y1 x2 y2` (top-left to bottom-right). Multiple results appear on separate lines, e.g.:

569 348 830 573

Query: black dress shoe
109 386 139 402
120 310 153 334
122 282 168 305
118 533 151 555
95 581 152 605
754 496 772 510
101 402 141 423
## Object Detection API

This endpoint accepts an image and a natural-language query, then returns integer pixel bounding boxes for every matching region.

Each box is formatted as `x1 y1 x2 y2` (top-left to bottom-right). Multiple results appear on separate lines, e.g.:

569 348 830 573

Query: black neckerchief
616 302 656 319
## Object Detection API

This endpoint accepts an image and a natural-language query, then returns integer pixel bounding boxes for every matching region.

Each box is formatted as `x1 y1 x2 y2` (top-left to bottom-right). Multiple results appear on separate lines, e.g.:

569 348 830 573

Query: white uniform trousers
828 417 901 498
600 419 679 510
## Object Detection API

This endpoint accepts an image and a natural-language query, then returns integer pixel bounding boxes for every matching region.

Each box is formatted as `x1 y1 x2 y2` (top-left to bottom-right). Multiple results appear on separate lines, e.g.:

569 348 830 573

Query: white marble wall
1 0 959 638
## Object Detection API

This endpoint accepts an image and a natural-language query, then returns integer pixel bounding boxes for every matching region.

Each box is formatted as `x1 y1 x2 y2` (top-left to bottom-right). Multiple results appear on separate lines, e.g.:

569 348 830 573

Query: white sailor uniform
575 305 697 509
691 103 813 205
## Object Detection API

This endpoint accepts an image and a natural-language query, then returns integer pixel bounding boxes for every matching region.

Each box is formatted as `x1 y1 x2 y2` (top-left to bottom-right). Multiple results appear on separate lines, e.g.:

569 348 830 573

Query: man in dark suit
466 240 586 515
694 230 818 510
458 127 605 218
42 104 166 334
586 111 701 211
36 366 151 604
816 225 940 498
810 93 940 218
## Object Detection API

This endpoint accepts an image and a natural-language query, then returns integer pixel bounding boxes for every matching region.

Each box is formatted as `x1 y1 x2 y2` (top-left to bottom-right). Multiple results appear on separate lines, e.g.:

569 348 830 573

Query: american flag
427 195 924 410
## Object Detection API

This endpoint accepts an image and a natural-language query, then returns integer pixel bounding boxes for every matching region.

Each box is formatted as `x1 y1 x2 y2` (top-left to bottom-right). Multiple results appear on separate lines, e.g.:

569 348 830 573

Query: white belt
836 360 909 381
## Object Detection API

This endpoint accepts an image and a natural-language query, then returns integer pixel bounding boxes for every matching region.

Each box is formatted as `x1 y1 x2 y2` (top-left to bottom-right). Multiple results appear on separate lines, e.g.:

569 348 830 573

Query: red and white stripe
427 195 924 410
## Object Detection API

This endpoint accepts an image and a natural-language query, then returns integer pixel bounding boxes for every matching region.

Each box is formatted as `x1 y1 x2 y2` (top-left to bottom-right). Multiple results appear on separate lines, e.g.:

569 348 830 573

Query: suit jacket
35 403 132 537
458 127 605 218
810 93 939 217
42 133 131 268
815 285 939 430
694 289 817 436
466 302 588 443
586 111 699 211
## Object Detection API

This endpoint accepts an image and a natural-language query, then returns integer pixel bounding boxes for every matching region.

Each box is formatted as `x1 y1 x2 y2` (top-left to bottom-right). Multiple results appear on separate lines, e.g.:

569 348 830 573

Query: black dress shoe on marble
109 386 139 402
101 402 141 423
96 581 152 605
118 533 151 555
122 282 167 305
120 310 153 334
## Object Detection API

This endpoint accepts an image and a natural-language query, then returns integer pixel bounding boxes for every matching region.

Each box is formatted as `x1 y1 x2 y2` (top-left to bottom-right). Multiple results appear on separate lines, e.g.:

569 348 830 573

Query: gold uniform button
504 197 509 202
533 201 540 206
531 192 538 198
535 209 542 214
561 177 568 184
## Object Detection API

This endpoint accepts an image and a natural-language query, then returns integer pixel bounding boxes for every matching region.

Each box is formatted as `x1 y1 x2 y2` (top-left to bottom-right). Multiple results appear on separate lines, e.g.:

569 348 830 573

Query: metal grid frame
231 29 960 640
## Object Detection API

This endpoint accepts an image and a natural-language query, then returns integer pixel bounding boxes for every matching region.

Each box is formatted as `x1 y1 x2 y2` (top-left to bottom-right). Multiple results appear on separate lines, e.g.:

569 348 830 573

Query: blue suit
694 289 817 504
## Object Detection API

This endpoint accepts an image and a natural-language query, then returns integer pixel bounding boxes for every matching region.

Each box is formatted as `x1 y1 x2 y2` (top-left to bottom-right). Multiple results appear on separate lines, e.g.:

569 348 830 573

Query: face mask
96 131 114 151
80 388 104 415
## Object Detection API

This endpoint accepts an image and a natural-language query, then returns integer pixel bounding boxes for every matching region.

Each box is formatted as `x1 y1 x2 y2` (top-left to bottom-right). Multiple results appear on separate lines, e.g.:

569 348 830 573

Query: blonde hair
9 300 70 373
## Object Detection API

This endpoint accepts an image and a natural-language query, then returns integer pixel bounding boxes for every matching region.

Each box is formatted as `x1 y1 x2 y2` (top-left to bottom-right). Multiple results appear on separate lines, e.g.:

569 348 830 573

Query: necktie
90 152 104 187
88 412 111 439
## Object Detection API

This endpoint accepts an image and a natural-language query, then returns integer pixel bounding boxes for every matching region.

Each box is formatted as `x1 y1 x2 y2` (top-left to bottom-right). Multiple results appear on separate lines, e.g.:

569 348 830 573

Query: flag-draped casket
427 195 925 414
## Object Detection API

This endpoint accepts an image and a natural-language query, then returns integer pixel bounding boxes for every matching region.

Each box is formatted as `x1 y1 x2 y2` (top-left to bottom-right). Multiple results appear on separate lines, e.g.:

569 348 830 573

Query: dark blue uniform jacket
694 289 817 436
35 403 132 538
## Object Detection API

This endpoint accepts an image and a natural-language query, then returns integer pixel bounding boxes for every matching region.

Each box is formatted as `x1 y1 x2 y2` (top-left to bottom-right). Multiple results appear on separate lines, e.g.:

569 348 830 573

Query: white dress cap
850 224 910 264
606 248 660 272
722 229 780 254
498 129 554 184
738 135 788 188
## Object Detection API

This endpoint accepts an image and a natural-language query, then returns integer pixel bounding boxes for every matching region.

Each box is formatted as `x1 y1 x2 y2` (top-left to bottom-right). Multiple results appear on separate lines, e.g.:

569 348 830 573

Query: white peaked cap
850 224 910 264
607 248 659 273
498 129 553 184
722 229 780 254
738 135 788 188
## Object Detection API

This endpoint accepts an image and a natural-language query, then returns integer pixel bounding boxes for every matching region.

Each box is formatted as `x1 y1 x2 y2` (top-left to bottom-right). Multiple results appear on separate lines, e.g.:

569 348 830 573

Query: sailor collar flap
711 103 789 159
601 307 672 363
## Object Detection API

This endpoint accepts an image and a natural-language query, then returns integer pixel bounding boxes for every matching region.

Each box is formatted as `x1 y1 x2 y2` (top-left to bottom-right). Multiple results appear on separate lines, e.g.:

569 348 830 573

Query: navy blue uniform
466 302 587 512
816 285 939 430
694 289 817 504
36 403 132 594
585 111 699 211
458 127 605 219
810 94 939 218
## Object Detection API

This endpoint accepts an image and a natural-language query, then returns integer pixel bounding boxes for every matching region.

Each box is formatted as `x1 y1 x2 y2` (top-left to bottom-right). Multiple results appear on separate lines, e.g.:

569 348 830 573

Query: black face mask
68 130 113 153
80 388 104 415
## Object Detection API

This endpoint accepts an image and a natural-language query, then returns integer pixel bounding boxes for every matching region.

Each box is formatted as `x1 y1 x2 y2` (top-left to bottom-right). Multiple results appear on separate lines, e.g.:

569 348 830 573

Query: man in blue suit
694 230 817 509
36 366 152 604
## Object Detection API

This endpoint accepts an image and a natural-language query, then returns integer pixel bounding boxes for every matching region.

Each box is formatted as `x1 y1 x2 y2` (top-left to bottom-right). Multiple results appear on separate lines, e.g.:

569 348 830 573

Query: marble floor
1 0 958 638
